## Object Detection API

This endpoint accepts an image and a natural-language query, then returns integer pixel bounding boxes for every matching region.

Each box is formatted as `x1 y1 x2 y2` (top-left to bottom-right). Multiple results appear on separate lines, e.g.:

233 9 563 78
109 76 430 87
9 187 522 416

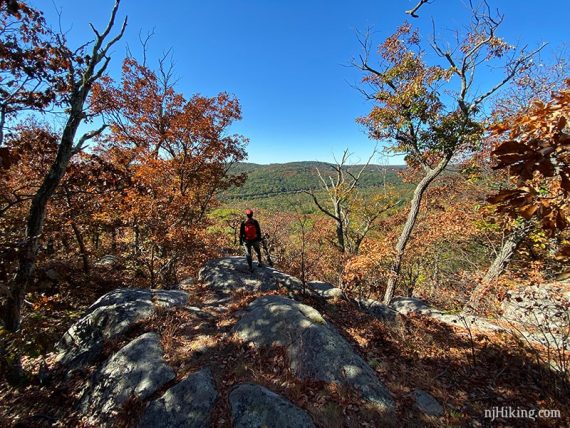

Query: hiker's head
245 209 253 218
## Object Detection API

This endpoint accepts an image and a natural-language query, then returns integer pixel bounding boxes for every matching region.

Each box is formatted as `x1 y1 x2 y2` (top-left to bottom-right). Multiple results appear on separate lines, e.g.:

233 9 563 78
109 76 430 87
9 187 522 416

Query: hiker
239 209 263 272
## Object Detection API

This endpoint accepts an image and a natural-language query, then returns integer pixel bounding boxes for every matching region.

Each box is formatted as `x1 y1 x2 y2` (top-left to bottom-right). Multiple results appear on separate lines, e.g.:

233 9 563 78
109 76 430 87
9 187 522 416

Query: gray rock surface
502 284 569 331
55 288 189 370
88 288 153 312
371 295 505 333
411 389 443 416
153 290 190 308
385 295 567 349
139 368 218 428
233 296 394 414
95 254 122 267
199 257 303 297
81 333 175 425
230 383 315 428
429 311 504 332
357 298 398 323
307 281 343 299
390 297 432 315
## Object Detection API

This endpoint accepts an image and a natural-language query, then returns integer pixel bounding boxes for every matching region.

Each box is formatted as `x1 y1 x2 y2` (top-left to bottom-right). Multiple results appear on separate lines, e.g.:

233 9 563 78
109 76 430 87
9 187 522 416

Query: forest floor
0 260 569 427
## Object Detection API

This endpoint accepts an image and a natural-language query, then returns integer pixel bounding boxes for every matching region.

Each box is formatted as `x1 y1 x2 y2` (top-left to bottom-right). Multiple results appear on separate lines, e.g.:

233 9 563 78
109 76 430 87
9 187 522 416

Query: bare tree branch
302 190 339 222
406 0 431 18
470 44 547 110
73 124 107 154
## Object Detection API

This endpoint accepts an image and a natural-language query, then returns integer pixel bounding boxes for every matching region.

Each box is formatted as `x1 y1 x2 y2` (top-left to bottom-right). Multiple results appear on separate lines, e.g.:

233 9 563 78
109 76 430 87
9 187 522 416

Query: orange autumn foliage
489 80 570 235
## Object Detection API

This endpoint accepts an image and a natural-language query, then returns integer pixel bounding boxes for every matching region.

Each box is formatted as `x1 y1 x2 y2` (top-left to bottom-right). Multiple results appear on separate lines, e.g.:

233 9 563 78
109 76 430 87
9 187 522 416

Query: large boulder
80 333 176 425
199 257 303 297
230 383 315 428
139 368 218 428
233 296 394 415
55 288 189 370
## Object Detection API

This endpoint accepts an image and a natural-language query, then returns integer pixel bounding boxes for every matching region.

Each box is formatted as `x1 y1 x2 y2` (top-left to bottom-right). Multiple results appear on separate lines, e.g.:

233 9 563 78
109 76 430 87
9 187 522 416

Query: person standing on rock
239 209 264 272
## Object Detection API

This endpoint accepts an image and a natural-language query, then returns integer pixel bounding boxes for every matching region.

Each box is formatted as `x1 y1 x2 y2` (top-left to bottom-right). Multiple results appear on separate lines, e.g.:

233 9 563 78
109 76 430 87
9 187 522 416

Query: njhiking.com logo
484 406 561 422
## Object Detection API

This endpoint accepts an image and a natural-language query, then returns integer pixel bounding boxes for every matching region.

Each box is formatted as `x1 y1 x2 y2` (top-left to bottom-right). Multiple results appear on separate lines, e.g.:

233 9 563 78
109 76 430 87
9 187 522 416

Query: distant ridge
222 161 405 200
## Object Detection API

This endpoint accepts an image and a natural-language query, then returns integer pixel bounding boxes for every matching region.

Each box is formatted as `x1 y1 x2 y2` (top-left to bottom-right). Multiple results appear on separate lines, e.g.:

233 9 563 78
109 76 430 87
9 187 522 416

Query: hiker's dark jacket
240 219 261 244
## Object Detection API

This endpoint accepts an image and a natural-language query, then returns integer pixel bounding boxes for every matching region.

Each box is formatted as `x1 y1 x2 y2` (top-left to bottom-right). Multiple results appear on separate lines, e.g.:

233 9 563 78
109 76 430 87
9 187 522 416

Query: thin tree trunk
2 106 85 330
149 245 155 288
335 204 345 253
0 105 6 147
483 221 532 283
464 220 532 313
336 224 345 253
63 187 90 273
71 221 90 274
133 225 140 256
383 158 450 305
93 231 100 251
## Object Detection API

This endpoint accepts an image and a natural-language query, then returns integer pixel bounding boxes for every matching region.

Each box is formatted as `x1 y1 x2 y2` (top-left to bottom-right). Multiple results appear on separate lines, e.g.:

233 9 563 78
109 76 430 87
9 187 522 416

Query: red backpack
244 219 258 241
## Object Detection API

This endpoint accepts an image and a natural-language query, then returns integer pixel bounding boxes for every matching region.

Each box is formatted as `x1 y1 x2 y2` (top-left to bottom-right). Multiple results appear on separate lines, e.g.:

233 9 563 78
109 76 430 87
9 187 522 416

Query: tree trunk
133 225 140 256
335 204 345 253
383 158 450 305
0 105 6 147
483 221 532 283
46 238 54 255
1 111 83 330
92 231 100 251
149 245 156 288
464 220 532 313
71 221 90 274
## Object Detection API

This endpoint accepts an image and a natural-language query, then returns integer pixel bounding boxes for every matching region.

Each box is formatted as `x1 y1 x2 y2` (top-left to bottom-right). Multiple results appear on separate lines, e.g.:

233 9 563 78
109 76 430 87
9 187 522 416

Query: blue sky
32 0 568 164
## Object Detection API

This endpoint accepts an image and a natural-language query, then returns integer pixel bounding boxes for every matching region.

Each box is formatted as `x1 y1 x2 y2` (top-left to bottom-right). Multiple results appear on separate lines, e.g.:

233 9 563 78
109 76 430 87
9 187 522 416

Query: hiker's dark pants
243 240 262 268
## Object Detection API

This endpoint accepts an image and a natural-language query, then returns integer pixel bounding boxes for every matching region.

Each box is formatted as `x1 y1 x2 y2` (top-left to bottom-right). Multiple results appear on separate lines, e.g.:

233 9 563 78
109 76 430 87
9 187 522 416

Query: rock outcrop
383 296 505 333
429 311 505 332
47 255 570 426
502 283 570 330
199 257 303 298
307 281 343 299
358 298 399 322
55 288 189 370
233 295 395 415
139 368 218 428
229 383 315 428
80 333 176 425
48 258 481 425
390 297 431 315
387 294 568 349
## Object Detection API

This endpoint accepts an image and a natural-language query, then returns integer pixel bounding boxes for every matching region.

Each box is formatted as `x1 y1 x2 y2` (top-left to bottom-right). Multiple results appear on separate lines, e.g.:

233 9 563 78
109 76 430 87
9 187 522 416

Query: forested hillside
222 162 405 199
